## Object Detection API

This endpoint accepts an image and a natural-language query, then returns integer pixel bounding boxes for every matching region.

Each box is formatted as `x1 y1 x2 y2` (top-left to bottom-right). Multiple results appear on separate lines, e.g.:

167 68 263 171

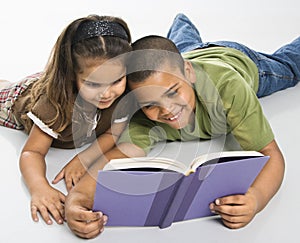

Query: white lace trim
113 115 129 124
27 112 59 139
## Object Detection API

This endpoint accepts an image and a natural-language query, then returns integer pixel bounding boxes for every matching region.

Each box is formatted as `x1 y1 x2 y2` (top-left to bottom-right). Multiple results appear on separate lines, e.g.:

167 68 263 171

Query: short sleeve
221 77 274 151
118 111 170 153
28 95 60 138
111 91 138 124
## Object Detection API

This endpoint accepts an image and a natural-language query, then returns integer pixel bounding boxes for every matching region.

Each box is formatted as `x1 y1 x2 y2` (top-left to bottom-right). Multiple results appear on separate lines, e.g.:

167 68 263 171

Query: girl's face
76 58 127 109
129 62 196 130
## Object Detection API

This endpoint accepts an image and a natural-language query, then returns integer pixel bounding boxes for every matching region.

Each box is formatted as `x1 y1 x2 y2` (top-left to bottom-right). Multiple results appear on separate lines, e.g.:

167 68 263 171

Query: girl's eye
84 81 100 88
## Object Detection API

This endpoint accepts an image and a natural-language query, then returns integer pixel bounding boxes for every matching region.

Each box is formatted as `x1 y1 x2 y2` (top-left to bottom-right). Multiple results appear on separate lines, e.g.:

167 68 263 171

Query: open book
93 151 269 228
103 150 265 175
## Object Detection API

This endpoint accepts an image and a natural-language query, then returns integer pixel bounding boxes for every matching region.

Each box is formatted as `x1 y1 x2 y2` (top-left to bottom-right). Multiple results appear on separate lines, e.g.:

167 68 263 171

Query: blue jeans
167 13 300 97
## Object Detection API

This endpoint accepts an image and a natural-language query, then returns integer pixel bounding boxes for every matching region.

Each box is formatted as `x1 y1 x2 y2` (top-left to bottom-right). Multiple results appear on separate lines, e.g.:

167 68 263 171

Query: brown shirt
12 81 128 149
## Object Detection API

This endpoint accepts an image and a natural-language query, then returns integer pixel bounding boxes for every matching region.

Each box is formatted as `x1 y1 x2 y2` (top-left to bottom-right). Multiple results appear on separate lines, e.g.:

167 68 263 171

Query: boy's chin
167 121 189 130
166 117 194 130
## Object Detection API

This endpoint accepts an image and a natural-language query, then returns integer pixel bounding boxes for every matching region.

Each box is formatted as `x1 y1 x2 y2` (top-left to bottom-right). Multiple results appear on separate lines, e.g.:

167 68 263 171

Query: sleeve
117 111 167 154
27 95 60 138
221 76 274 151
111 91 138 124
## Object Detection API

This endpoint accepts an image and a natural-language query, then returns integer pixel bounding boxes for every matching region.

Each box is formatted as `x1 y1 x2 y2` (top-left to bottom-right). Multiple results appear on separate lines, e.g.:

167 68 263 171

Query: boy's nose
159 103 175 117
159 106 170 115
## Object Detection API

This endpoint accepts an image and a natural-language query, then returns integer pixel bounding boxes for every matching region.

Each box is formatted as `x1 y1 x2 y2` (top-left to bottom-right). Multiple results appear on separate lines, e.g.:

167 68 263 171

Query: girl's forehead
78 58 126 82
77 57 104 69
78 58 124 71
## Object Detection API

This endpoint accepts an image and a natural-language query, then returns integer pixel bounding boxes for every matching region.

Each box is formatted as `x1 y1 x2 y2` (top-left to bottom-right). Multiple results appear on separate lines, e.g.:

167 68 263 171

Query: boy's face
129 62 196 130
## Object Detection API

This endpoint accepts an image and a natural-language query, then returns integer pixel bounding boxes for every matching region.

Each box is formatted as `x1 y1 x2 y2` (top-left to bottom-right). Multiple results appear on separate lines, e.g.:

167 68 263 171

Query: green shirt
118 46 274 153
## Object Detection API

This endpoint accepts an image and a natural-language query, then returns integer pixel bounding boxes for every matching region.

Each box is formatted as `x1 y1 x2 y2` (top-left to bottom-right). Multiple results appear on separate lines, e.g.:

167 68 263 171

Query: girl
0 14 132 225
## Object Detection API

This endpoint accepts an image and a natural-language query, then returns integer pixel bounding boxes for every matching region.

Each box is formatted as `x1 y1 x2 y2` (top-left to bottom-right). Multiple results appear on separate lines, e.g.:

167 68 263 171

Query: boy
65 14 300 238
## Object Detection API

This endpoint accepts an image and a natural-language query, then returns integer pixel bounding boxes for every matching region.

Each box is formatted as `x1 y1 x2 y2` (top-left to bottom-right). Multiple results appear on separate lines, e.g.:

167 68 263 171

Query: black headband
72 20 129 44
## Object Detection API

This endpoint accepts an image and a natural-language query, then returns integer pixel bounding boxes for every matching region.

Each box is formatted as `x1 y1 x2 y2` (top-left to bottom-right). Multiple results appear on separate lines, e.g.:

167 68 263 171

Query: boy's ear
184 61 196 84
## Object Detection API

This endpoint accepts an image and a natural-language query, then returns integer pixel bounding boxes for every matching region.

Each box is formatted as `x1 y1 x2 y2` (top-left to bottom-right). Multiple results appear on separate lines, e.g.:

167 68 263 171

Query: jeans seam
259 71 300 82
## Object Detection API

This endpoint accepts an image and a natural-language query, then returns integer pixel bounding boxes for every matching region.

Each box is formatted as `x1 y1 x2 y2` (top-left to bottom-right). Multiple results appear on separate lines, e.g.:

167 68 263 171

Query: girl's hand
31 184 66 225
52 155 87 192
209 188 259 229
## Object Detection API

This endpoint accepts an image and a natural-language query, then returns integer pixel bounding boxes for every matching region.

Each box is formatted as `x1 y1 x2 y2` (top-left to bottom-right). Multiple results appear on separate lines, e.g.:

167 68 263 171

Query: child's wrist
247 186 262 213
29 179 51 194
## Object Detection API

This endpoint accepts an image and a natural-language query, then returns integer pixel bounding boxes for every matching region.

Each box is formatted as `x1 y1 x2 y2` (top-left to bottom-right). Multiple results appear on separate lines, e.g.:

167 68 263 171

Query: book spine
158 174 195 229
144 172 183 226
173 169 205 221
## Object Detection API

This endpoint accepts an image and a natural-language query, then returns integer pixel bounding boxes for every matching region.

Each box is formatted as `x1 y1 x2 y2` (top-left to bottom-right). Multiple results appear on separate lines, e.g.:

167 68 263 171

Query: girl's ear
184 61 196 84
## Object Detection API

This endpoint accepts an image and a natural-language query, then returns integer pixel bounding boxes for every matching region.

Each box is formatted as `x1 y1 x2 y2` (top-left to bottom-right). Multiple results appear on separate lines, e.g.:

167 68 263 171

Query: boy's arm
53 122 127 191
65 143 145 239
210 139 285 229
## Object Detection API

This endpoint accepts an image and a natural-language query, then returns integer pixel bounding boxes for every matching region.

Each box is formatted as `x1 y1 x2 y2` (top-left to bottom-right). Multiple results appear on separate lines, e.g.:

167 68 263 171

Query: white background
1 0 299 81
1 0 300 242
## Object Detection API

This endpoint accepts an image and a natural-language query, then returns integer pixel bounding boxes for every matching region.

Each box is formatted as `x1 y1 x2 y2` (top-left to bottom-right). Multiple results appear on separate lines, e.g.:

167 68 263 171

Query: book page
189 150 264 172
104 157 188 174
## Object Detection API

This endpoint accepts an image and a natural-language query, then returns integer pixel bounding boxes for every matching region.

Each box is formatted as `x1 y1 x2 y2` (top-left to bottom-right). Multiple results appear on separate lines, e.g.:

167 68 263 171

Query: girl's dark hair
25 14 132 133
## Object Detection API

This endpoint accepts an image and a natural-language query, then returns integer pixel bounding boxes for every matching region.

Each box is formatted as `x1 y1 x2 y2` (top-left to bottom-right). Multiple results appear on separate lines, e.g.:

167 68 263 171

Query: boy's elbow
116 142 146 158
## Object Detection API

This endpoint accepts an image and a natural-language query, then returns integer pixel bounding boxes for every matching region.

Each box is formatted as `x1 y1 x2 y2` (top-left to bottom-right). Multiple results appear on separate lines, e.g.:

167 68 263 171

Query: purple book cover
93 155 269 228
93 170 183 226
173 156 269 223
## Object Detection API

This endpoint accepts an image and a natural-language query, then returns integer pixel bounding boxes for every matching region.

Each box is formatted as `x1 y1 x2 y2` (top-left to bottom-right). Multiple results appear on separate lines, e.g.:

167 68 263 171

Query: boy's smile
129 63 196 129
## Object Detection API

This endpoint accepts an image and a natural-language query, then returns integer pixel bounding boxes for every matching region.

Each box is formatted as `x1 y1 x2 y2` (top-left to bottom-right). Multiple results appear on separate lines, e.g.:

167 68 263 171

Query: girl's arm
53 122 127 191
210 139 285 228
19 124 66 225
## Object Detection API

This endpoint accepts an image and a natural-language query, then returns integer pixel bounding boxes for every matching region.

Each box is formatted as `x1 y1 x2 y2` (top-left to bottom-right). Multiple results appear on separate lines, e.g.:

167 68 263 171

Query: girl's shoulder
31 94 57 121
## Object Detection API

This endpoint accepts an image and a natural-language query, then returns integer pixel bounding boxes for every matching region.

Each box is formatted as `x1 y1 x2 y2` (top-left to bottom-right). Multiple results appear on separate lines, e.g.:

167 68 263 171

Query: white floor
1 0 300 242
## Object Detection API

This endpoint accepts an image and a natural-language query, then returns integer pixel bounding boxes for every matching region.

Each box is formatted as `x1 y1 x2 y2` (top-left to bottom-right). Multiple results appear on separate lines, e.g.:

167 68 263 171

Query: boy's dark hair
127 35 185 83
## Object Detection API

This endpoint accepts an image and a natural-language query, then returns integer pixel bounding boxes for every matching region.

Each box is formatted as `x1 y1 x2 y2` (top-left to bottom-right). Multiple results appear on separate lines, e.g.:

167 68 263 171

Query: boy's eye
167 89 178 98
142 103 156 110
112 77 123 85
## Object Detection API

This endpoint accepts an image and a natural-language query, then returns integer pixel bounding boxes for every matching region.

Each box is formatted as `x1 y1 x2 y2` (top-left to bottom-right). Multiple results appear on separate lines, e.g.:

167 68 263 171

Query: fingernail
215 199 220 205
103 219 108 225
98 212 103 218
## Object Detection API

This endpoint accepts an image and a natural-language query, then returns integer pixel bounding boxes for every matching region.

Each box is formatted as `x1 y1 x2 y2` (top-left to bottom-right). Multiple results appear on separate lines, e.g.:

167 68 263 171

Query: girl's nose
98 86 111 99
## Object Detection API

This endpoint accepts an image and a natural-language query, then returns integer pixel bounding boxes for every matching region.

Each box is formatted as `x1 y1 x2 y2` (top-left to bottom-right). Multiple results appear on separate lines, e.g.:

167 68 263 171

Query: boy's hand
65 192 108 239
52 155 87 192
31 184 65 225
209 188 259 229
